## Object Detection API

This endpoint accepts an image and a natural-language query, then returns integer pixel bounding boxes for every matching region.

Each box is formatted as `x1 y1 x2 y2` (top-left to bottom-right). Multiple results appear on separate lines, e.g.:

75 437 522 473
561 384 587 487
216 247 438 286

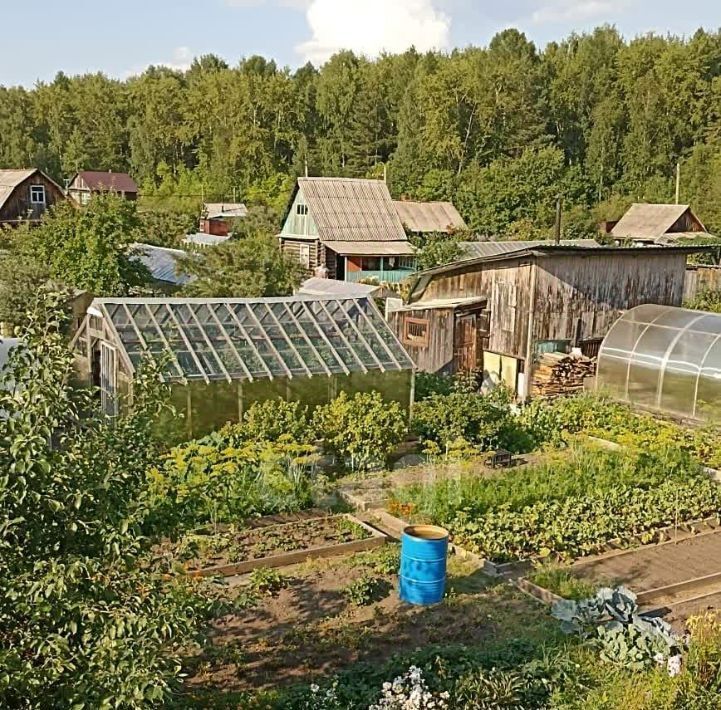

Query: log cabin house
278 177 416 283
0 169 66 226
388 244 706 398
67 171 138 204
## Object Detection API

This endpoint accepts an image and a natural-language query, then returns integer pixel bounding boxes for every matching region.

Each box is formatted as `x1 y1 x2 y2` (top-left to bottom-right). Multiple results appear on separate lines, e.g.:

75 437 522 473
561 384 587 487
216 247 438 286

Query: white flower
667 654 683 677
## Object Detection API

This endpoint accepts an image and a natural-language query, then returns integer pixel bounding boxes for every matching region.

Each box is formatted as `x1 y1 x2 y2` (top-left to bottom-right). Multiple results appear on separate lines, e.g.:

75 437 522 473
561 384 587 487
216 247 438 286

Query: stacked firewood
532 352 596 398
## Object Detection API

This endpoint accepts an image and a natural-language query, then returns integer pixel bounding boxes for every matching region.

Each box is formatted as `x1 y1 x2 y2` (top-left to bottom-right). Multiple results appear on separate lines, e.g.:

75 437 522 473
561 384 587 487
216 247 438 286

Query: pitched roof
204 203 248 219
90 295 413 382
131 243 193 286
393 200 467 233
183 233 231 247
0 168 63 213
610 203 701 240
75 171 138 193
297 277 381 298
298 177 408 243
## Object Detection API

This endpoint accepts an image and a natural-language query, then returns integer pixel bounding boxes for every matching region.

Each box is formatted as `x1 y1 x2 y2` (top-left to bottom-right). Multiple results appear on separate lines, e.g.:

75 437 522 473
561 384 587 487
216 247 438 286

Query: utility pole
554 195 564 244
383 163 388 184
675 162 681 205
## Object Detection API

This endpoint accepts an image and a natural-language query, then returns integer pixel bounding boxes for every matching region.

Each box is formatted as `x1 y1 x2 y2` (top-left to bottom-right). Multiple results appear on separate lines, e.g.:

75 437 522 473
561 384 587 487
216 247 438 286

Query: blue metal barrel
399 525 449 605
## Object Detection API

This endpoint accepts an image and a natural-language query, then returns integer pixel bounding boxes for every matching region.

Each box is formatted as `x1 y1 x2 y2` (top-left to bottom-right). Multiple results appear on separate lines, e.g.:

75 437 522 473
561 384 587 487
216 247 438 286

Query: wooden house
0 169 66 226
278 177 415 283
200 203 248 236
393 200 467 235
611 204 711 244
67 171 138 204
389 244 705 398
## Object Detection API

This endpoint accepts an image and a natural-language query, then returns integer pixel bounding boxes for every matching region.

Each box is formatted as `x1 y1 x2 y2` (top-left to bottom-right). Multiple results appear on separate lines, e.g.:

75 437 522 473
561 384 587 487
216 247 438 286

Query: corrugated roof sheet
0 169 40 211
75 171 138 193
323 240 416 256
394 200 467 233
299 177 408 243
297 277 380 298
131 243 192 286
610 203 697 240
459 239 600 260
183 233 231 247
204 202 248 219
92 295 413 383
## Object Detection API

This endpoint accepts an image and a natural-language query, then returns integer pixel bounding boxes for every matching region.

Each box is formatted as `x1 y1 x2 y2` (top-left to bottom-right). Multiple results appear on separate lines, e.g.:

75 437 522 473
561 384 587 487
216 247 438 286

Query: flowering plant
369 666 450 709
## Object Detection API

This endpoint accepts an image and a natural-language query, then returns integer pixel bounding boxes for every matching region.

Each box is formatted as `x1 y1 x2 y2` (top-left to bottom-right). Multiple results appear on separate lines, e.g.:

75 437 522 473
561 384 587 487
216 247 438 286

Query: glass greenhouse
596 304 721 423
71 296 415 440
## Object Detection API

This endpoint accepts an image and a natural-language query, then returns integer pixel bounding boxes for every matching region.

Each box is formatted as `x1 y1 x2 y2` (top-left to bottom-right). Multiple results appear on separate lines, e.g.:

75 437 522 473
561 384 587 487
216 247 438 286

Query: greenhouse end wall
596 305 721 424
154 370 414 443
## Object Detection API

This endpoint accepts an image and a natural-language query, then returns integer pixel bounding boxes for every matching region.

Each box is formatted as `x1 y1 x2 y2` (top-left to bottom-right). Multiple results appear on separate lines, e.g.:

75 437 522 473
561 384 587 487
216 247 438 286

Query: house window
29 185 46 205
403 317 429 347
298 244 311 268
296 203 308 216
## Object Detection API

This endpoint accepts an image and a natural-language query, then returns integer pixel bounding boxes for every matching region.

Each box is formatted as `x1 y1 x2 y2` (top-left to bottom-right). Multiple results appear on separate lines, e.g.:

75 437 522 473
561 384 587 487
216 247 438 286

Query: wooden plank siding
279 237 321 273
0 173 65 225
388 307 456 374
532 252 687 345
684 265 721 302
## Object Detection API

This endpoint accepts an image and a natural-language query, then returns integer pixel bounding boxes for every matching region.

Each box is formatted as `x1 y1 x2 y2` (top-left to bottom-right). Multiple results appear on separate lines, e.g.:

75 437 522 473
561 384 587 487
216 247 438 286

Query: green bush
414 371 455 400
313 391 407 471
201 398 314 447
412 388 531 453
145 438 317 534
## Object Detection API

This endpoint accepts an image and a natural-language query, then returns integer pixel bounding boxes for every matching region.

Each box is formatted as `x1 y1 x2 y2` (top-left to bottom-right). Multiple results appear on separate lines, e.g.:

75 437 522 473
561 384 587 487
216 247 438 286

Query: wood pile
532 352 596 398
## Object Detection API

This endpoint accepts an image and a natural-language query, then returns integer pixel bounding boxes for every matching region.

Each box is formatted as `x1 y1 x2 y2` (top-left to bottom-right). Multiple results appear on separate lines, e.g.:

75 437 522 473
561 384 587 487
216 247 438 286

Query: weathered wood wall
415 258 533 360
0 173 65 224
388 307 456 374
532 252 687 344
279 237 321 273
684 266 721 302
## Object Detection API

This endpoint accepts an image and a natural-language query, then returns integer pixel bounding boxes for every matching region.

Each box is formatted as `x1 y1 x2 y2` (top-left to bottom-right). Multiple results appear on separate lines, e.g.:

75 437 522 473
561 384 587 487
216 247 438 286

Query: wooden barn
389 244 704 397
610 203 711 244
278 177 415 283
0 169 66 226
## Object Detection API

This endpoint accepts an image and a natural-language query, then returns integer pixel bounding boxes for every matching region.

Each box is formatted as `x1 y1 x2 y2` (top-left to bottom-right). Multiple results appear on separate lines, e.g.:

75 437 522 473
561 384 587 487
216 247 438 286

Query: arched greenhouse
596 304 721 423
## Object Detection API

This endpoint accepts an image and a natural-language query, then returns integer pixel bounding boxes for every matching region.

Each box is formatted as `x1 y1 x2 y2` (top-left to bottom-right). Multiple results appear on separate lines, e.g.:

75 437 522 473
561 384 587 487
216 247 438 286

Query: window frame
403 316 429 347
29 184 46 205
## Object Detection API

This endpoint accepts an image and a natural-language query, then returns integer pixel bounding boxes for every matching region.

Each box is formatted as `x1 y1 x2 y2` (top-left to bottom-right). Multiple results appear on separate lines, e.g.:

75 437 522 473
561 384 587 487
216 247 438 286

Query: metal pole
554 196 563 244
675 162 681 205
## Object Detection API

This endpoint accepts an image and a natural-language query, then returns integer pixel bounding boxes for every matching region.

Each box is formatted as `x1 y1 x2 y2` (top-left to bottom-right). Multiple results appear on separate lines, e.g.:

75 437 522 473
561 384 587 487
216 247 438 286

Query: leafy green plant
528 564 596 600
350 545 401 576
314 391 407 472
248 567 288 596
343 575 387 606
552 587 683 672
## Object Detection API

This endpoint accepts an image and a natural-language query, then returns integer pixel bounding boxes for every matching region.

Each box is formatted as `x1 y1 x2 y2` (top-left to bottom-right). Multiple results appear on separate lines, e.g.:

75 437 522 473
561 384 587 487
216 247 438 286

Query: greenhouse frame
71 296 415 439
596 304 721 423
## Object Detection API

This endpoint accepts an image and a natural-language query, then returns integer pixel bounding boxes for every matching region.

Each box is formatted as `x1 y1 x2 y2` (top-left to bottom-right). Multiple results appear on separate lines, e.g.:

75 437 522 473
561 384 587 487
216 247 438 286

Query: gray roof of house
297 177 408 243
610 203 705 240
0 168 62 212
183 233 231 247
204 202 248 219
394 200 467 233
297 277 381 298
131 243 192 286
90 295 413 383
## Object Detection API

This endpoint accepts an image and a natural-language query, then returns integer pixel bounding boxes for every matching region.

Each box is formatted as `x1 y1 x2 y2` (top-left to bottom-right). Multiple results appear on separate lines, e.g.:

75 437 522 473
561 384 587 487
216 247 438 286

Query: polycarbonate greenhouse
596 304 721 423
71 296 414 440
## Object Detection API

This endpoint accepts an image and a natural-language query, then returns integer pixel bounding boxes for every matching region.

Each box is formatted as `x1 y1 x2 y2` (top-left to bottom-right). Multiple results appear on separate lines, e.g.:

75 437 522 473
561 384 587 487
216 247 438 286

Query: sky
2 0 720 87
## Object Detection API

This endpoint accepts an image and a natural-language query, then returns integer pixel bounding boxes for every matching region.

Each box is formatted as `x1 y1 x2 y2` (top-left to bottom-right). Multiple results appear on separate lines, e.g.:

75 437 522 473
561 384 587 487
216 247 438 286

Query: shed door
455 314 478 371
99 342 118 417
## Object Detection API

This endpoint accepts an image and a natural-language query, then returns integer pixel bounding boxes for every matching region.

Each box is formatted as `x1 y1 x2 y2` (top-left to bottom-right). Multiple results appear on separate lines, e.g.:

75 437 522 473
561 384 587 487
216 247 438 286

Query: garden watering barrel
399 525 449 605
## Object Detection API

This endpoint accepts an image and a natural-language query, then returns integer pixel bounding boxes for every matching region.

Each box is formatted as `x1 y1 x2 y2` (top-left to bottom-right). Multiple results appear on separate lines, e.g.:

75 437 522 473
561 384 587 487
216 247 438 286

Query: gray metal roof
132 243 192 286
92 295 413 383
204 202 248 219
610 203 703 240
298 177 409 243
297 277 380 298
183 233 231 247
459 239 600 260
394 200 467 233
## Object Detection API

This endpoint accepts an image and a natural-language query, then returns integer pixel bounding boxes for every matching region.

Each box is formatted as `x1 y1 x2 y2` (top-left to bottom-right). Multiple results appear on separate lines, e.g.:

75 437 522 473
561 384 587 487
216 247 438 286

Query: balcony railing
346 268 416 285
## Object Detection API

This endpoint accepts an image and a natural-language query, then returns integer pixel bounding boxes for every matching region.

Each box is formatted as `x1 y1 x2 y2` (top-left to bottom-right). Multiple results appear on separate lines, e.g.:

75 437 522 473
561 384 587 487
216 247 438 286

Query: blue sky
2 0 720 87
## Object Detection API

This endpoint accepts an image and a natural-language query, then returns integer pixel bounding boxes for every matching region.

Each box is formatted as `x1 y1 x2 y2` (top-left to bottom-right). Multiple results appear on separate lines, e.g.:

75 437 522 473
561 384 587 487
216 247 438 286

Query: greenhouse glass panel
597 305 721 424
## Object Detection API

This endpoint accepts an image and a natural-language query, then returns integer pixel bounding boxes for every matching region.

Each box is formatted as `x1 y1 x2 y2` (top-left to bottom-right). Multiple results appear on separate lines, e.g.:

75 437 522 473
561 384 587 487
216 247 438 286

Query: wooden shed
611 203 711 244
394 244 705 397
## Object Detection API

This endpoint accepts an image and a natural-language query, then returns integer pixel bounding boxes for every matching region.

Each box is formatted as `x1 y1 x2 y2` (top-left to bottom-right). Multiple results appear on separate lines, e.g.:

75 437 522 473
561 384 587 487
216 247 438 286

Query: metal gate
99 342 118 417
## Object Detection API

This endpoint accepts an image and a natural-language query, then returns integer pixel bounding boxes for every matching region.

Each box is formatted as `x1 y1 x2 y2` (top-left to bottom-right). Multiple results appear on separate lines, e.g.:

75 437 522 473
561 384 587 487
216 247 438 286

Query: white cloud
125 46 194 77
531 0 628 24
296 0 451 64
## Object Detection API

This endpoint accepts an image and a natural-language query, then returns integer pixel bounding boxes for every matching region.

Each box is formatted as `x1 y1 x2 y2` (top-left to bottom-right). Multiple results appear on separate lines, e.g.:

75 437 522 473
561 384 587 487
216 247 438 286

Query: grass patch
528 564 596 600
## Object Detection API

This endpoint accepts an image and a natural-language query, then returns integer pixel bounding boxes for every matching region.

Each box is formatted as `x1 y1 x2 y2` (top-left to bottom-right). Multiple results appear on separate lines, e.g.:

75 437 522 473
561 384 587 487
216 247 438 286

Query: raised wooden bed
183 514 386 578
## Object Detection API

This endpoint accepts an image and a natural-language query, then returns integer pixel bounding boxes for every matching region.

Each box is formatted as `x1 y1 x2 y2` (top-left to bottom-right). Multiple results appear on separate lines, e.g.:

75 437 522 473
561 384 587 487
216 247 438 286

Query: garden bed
161 514 386 577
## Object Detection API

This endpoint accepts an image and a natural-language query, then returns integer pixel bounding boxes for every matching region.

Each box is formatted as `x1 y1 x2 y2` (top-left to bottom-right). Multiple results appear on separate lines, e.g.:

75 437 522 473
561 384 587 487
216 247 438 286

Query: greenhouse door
455 314 479 371
99 342 118 417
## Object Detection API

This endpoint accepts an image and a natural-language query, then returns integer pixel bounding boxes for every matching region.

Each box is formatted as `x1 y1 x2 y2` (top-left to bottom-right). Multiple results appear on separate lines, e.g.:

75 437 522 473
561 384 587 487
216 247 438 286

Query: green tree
179 232 304 297
0 296 206 706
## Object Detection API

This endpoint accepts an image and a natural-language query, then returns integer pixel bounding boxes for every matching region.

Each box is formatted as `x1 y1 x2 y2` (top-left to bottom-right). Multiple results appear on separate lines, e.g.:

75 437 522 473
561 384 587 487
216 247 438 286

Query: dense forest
4 26 721 237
